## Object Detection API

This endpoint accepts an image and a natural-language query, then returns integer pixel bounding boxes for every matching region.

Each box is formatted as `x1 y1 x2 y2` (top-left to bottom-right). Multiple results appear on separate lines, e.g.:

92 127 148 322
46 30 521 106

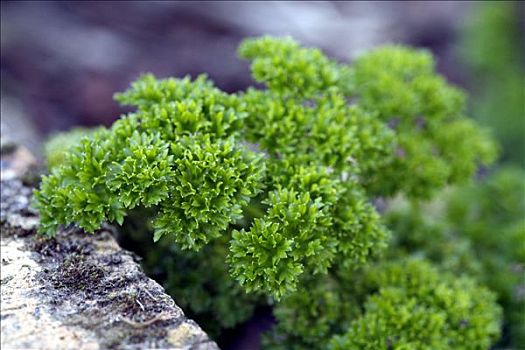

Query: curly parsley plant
34 35 497 310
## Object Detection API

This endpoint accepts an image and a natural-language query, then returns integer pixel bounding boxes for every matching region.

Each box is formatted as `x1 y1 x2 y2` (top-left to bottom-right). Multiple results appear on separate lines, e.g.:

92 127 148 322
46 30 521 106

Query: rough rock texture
0 145 219 350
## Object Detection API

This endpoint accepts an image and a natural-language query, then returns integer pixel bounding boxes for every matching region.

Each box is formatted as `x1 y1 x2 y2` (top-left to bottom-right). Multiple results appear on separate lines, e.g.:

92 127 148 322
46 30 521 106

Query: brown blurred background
1 1 491 156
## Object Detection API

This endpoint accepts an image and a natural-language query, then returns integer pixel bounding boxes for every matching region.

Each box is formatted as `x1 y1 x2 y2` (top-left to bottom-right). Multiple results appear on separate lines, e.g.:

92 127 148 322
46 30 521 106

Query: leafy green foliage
35 36 504 348
385 167 525 349
43 127 102 170
350 46 497 197
34 75 264 244
152 134 264 250
329 259 502 350
263 258 502 350
239 36 349 98
114 74 246 140
262 272 361 350
229 188 335 298
446 168 525 348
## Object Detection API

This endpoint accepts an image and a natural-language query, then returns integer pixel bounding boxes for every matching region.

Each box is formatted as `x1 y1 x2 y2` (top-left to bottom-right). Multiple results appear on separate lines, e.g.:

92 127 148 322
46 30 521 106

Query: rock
0 144 219 349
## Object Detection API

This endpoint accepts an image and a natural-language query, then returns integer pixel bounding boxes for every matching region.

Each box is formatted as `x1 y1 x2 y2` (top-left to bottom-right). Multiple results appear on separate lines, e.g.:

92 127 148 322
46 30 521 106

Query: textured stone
0 145 219 350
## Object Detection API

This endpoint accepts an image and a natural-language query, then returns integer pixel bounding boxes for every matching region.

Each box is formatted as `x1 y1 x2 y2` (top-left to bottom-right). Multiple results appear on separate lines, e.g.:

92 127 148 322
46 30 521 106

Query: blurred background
1 1 523 166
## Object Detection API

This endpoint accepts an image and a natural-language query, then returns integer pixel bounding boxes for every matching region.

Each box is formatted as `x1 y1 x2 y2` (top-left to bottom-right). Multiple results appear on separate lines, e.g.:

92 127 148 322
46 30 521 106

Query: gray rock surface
0 145 219 350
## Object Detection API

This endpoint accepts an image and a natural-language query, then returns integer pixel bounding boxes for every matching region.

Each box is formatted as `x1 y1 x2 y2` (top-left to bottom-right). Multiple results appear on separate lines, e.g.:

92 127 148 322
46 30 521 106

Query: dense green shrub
447 168 525 348
35 36 505 348
329 259 502 350
385 167 525 348
349 46 496 197
262 258 503 350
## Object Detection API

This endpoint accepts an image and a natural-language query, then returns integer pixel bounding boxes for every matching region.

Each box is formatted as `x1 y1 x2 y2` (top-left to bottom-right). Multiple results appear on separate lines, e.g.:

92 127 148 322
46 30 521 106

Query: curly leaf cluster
239 36 348 98
329 259 502 350
34 75 264 252
385 167 525 348
152 135 263 250
35 36 496 304
262 273 360 350
350 46 497 197
229 188 336 299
